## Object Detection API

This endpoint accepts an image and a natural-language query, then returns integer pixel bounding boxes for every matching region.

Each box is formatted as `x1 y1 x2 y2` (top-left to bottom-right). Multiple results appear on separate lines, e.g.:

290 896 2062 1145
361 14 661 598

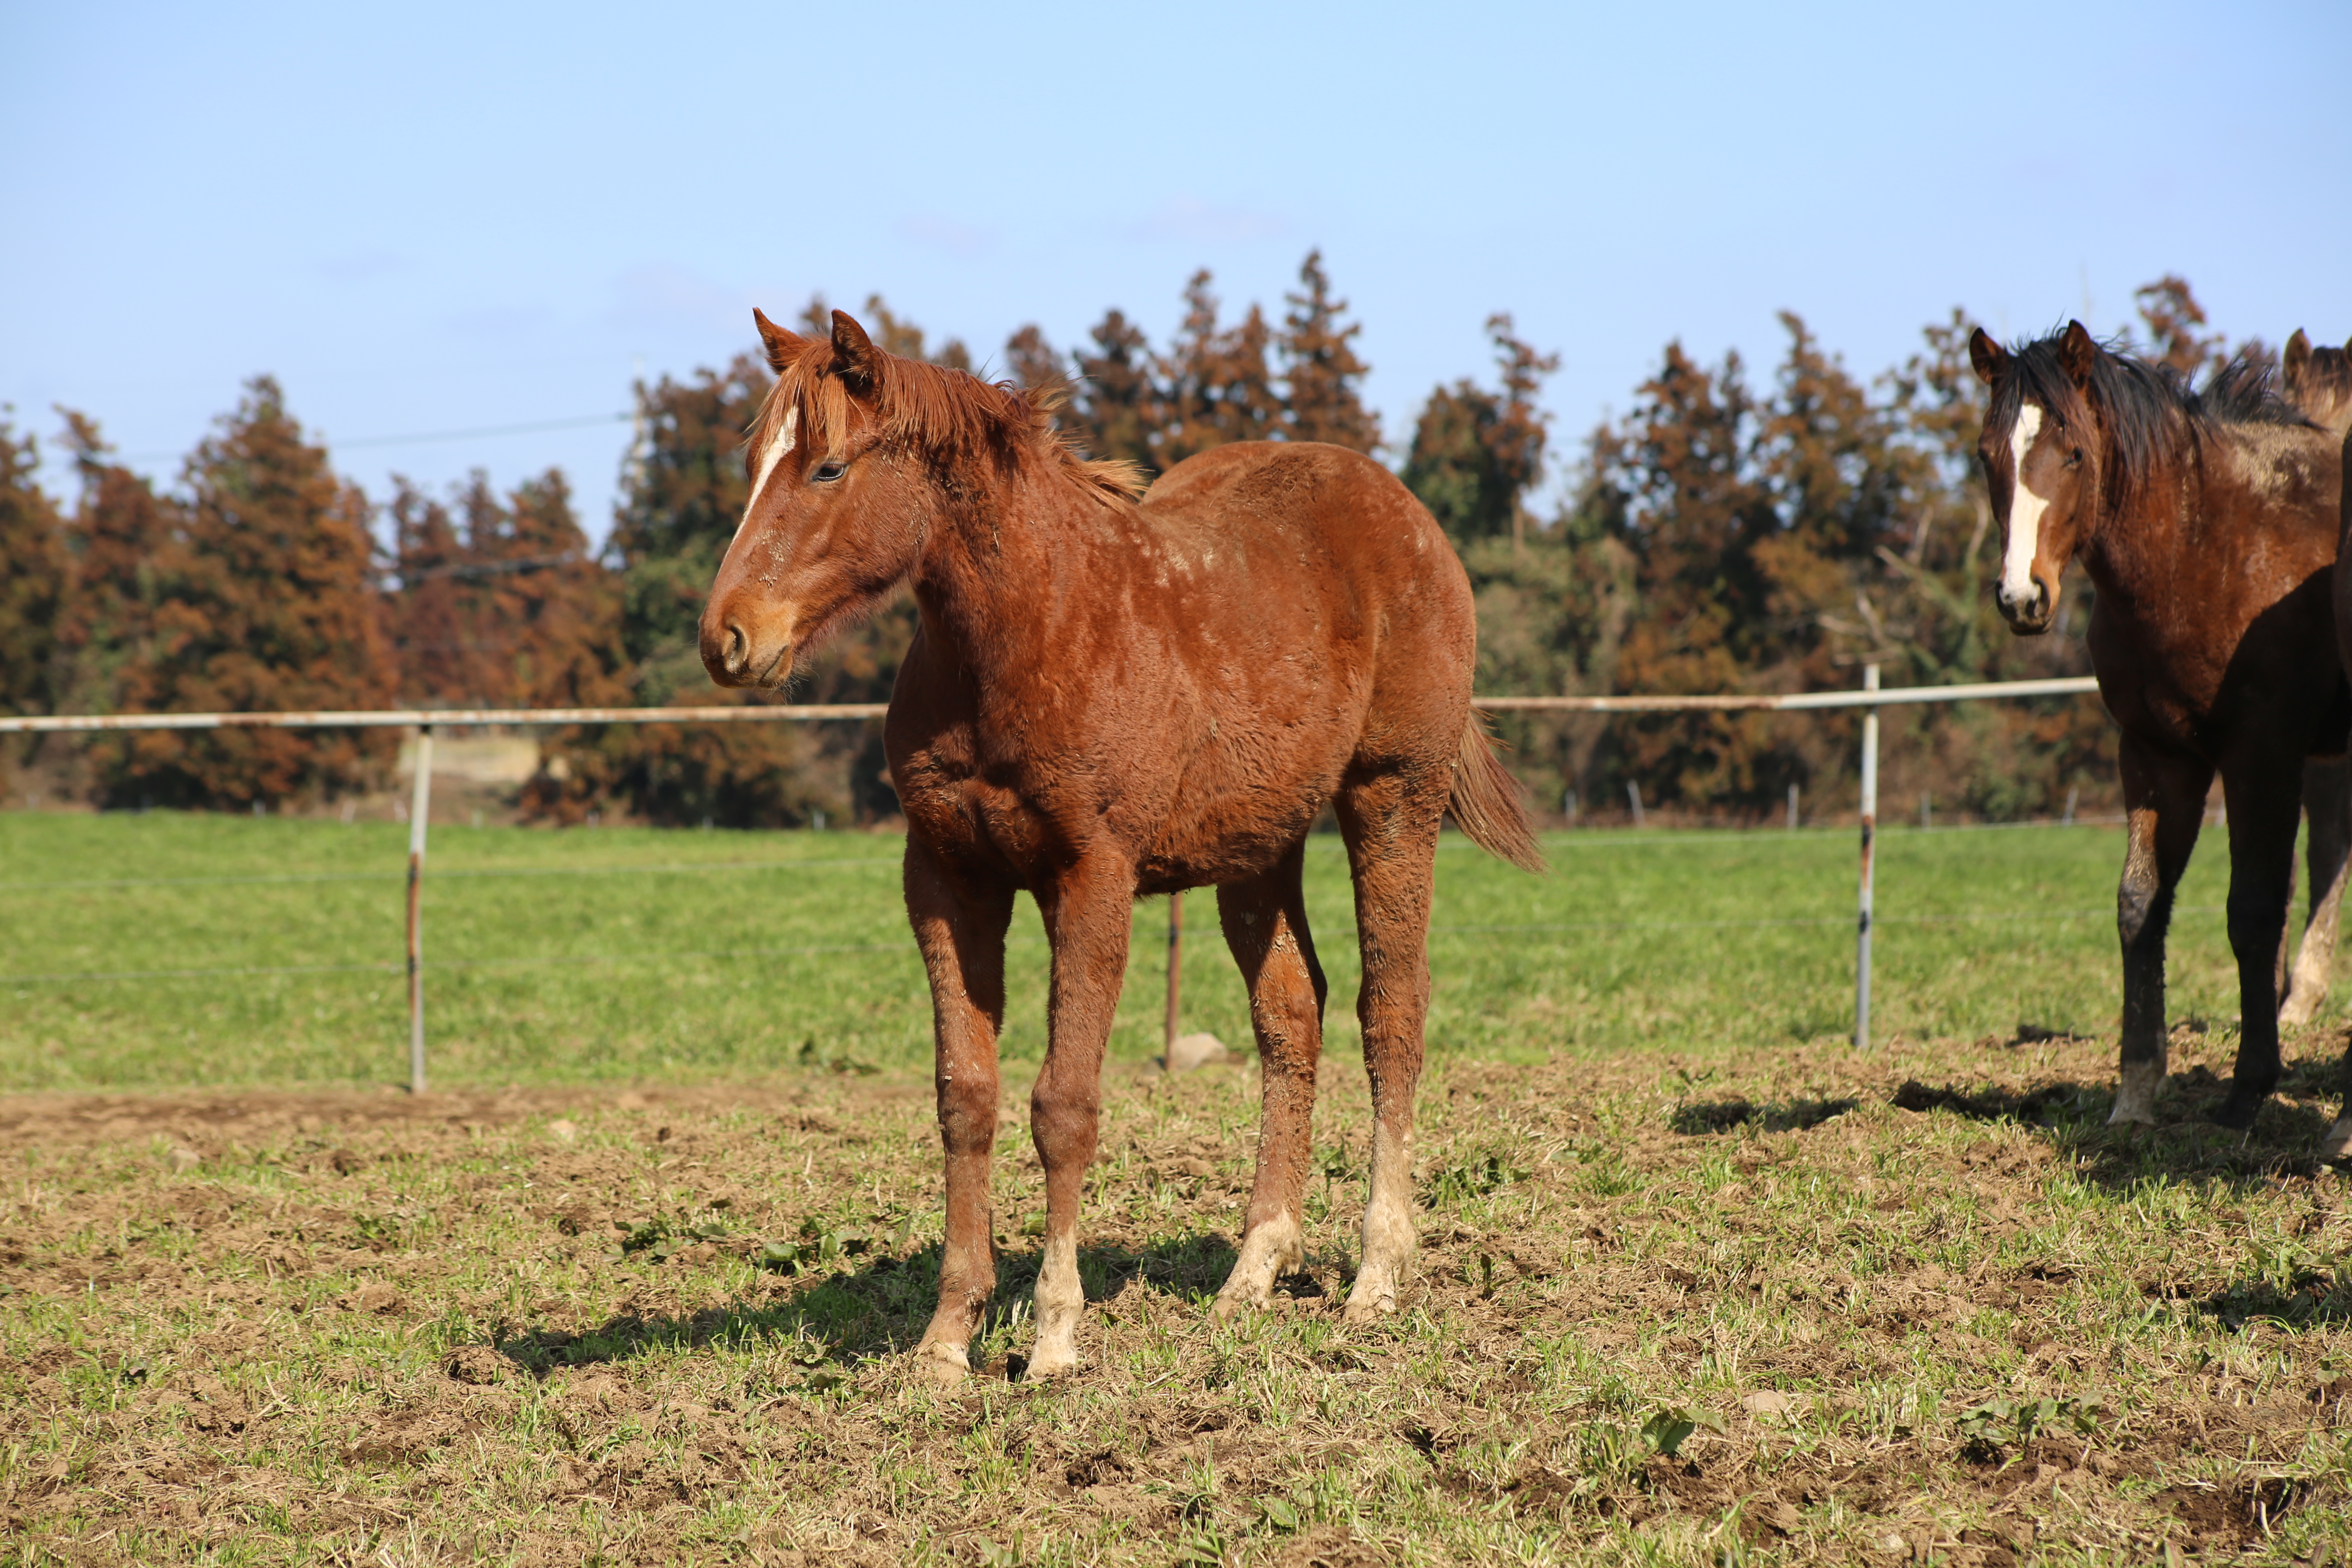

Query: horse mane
1991 329 2313 509
744 334 1146 505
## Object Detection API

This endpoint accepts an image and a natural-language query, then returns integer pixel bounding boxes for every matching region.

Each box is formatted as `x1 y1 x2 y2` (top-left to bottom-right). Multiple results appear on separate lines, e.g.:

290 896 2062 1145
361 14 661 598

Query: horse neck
2074 422 2203 616
907 457 1113 678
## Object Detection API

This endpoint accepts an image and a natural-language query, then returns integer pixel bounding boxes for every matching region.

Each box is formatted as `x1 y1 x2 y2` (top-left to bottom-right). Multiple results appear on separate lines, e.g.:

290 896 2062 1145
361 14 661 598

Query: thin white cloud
1125 195 1286 245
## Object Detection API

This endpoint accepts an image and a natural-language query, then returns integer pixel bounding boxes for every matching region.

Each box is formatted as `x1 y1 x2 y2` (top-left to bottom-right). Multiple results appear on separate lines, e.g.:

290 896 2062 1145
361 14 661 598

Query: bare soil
3 1028 2349 1564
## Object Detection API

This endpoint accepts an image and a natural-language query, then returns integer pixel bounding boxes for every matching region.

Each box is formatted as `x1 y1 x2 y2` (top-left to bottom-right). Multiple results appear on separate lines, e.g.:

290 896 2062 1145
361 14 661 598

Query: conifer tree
1067 309 1165 472
1401 314 1557 546
1156 271 1283 468
0 417 69 722
93 379 394 807
1278 250 1380 452
382 480 480 706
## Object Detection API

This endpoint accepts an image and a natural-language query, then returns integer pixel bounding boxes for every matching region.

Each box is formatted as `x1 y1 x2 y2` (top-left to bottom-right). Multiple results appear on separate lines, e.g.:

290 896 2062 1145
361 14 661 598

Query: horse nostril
723 621 748 673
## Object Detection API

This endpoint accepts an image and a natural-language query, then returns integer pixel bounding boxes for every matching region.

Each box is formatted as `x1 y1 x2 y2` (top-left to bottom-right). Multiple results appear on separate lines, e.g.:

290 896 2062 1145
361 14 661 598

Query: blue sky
4 1 2346 541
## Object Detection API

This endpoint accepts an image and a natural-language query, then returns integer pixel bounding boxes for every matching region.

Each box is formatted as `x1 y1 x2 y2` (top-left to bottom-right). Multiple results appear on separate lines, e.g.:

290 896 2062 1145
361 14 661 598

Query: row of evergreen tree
0 263 2267 825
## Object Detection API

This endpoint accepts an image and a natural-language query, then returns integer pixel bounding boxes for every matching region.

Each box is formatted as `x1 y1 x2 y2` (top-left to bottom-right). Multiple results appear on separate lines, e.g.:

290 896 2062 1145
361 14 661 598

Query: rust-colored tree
1278 250 1380 452
1401 314 1557 546
87 379 394 808
0 417 69 722
1155 270 1283 468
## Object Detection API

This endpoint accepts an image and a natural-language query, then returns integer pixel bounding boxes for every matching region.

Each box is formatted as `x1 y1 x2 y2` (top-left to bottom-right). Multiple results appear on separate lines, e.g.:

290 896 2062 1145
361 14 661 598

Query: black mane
1990 329 2312 501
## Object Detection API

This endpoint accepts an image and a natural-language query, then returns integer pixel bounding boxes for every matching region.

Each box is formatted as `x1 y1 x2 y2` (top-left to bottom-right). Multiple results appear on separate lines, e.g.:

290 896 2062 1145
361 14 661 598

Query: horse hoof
1026 1345 1078 1381
2105 1102 2158 1128
2207 1090 2265 1132
2320 1118 2352 1166
912 1341 970 1388
1209 1289 1268 1322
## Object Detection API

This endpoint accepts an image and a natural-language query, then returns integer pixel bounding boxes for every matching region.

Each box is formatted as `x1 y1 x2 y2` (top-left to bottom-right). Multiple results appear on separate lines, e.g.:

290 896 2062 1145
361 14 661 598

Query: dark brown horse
2285 328 2352 440
2282 329 2352 1031
702 309 1542 1381
1969 322 2349 1149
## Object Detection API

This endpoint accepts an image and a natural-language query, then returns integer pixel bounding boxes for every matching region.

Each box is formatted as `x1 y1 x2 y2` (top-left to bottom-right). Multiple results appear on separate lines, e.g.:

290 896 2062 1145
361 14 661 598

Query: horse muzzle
700 605 795 689
1994 577 2057 635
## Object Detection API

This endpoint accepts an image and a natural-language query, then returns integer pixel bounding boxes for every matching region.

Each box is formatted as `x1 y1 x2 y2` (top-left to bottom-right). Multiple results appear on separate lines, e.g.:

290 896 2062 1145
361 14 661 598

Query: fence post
1627 782 1645 828
1163 891 1183 1057
1787 782 1800 831
1855 666 1880 1050
407 724 434 1094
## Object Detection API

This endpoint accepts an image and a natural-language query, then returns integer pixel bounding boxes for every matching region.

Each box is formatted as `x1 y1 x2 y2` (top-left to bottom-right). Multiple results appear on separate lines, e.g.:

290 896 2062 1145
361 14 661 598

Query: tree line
0 265 2272 826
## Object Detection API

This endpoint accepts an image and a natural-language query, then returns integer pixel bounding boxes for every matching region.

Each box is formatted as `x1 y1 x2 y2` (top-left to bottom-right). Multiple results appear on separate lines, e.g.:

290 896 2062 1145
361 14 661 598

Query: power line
121 412 630 465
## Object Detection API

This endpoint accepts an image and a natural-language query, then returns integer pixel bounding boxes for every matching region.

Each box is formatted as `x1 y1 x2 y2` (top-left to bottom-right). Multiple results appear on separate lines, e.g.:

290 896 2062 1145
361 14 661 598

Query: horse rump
1448 713 1546 873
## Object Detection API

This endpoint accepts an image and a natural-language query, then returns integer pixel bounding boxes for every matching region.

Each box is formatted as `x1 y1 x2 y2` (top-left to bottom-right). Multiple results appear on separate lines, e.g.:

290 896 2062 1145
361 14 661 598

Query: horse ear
2282 329 2311 388
830 310 883 394
753 308 808 374
2059 320 2099 388
1967 327 2009 386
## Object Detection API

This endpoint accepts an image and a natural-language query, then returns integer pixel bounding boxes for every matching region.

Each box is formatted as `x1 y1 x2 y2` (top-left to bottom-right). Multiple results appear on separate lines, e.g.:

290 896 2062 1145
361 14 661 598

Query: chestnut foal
1970 323 2350 1156
702 310 1542 1381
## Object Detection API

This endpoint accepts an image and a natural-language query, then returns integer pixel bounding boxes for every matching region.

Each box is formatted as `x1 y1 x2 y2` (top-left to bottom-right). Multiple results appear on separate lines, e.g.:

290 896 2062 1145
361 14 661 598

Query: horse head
2283 328 2352 439
1969 320 2103 635
701 308 931 689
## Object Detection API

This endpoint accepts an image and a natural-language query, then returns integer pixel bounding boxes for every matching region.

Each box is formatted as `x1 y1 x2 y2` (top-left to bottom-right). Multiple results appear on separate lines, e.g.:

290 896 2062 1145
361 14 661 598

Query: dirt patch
2 1035 2349 1563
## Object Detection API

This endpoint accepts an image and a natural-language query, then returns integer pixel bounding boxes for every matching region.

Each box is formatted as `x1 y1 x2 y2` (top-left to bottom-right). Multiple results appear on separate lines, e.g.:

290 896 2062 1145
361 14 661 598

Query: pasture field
0 810 2265 1091
1 812 2348 1565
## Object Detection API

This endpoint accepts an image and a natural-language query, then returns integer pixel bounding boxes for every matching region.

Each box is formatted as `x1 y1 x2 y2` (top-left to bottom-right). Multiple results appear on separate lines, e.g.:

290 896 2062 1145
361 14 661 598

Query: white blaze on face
735 406 799 539
2000 401 2049 606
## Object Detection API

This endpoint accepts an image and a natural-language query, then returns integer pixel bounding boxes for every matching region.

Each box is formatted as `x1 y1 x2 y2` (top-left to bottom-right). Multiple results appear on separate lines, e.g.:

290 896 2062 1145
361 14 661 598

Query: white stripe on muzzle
1999 401 2048 605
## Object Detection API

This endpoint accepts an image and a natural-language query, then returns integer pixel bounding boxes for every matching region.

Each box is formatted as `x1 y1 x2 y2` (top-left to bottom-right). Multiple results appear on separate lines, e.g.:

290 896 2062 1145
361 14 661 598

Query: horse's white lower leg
1213 1210 1303 1319
1345 1122 1415 1322
2109 1051 2167 1126
1028 1229 1084 1379
2321 1116 2352 1165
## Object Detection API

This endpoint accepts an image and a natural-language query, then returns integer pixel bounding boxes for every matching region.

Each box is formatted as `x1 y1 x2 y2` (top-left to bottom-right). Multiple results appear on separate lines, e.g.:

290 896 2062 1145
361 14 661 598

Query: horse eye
2064 449 2083 469
811 461 846 483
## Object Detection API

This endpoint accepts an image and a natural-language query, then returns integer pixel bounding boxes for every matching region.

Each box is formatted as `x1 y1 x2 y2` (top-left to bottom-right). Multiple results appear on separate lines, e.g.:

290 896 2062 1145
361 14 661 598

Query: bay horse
2282 328 2352 1031
2285 328 2352 440
1969 322 2350 1159
702 309 1543 1382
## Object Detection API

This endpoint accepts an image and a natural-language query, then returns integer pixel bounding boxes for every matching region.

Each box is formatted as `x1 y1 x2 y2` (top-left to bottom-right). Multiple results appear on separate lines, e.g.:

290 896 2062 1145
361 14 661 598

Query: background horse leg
2281 755 2351 1027
1026 862 1134 1378
2112 737 2209 1125
1334 770 1445 1323
1212 840 1327 1318
2216 757 2303 1129
903 844 1014 1385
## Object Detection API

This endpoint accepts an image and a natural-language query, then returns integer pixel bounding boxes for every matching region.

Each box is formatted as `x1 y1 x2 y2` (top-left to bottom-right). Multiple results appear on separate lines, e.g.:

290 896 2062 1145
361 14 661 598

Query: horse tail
1448 712 1546 874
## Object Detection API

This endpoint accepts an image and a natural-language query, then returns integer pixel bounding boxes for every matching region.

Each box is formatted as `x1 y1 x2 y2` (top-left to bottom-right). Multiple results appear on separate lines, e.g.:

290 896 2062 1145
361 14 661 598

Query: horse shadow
490 1231 1244 1380
1670 1045 2344 1194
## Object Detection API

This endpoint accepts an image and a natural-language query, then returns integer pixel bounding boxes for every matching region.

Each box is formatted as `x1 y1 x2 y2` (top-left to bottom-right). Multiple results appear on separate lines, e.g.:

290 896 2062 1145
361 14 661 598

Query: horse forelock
741 334 1145 506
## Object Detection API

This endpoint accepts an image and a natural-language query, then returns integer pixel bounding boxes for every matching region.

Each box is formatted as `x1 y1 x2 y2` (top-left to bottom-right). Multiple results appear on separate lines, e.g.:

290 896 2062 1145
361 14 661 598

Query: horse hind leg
2281 755 2350 1027
2216 757 2303 1130
1211 842 1326 1319
1333 768 1446 1323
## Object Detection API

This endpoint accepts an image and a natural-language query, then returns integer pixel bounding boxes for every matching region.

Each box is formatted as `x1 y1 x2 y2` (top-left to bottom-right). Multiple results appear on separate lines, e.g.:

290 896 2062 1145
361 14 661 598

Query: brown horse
2281 329 2352 1031
1969 322 2350 1149
2285 328 2352 439
702 309 1542 1381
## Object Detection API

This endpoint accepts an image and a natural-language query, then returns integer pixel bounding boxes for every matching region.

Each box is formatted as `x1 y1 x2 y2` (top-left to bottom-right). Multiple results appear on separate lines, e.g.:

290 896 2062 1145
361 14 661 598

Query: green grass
0 811 2265 1092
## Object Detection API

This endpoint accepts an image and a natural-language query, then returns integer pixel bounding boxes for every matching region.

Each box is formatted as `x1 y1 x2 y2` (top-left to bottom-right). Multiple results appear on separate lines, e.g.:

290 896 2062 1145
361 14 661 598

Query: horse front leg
2216 757 2303 1130
904 842 1014 1385
1026 860 1136 1379
1334 771 1445 1322
1211 840 1327 1319
2112 737 2209 1125
2282 755 2351 1027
